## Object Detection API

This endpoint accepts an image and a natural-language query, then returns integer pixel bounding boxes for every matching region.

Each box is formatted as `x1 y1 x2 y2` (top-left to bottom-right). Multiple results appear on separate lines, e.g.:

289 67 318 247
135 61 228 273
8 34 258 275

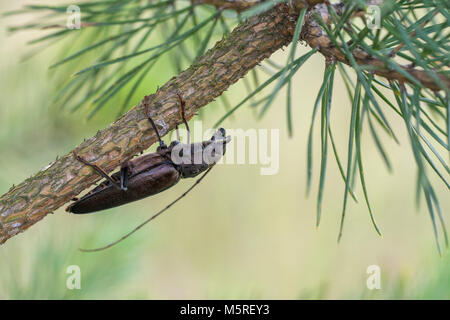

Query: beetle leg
175 125 180 141
176 91 190 145
120 166 129 191
72 150 123 191
143 95 166 149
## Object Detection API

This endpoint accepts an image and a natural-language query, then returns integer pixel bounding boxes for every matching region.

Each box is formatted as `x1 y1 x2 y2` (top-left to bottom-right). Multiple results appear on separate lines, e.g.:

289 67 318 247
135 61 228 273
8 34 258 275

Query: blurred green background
0 1 448 299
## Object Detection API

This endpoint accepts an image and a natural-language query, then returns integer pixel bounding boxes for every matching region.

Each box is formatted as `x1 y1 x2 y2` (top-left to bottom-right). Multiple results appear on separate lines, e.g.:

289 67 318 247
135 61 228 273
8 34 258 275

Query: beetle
66 93 230 251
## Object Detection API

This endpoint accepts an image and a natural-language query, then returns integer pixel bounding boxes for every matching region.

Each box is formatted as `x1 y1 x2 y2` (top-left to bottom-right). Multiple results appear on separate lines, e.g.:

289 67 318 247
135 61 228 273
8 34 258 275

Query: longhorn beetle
66 92 231 252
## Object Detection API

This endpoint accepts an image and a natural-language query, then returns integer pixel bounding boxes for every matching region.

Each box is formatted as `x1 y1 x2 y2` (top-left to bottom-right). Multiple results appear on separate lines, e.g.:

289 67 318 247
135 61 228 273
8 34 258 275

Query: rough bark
196 0 325 11
0 2 304 245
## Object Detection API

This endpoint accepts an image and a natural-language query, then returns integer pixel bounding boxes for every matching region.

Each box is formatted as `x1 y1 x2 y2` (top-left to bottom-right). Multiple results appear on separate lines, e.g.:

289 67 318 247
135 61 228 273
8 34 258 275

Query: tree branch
0 2 305 245
203 0 449 91
301 3 450 91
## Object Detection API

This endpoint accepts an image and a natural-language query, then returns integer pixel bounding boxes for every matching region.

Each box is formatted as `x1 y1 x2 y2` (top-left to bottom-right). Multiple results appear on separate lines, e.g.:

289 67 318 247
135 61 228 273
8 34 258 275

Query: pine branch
302 3 450 92
0 2 309 245
211 1 449 92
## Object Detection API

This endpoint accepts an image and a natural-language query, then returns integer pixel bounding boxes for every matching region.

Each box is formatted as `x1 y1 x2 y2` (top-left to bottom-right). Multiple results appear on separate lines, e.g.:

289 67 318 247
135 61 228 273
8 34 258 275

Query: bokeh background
0 1 448 299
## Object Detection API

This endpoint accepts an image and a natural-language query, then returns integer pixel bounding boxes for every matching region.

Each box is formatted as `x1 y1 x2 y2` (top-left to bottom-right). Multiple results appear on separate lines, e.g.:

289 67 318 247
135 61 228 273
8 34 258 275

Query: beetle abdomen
68 163 181 214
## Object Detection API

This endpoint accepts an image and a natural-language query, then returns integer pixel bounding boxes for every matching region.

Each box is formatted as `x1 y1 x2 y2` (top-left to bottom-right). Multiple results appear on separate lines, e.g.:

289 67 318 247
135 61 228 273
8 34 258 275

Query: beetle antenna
144 95 165 148
79 166 215 253
177 91 190 145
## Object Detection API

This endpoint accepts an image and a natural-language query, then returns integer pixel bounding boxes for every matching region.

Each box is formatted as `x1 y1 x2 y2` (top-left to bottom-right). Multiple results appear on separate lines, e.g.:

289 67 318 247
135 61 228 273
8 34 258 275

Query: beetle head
171 128 231 178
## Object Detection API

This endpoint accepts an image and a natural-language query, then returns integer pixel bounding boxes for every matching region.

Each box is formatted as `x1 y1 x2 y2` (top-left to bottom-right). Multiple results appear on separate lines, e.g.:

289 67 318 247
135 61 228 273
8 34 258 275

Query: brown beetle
67 93 230 214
